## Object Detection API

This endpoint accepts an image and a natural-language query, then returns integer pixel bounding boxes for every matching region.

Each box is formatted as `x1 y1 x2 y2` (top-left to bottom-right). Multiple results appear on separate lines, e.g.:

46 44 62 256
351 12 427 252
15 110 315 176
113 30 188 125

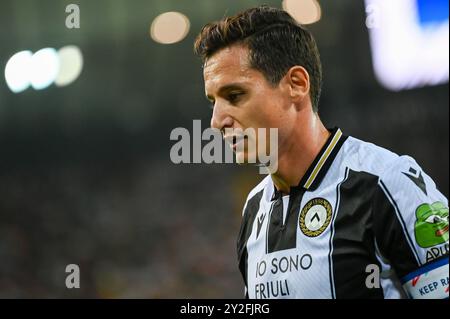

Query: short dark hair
194 5 323 112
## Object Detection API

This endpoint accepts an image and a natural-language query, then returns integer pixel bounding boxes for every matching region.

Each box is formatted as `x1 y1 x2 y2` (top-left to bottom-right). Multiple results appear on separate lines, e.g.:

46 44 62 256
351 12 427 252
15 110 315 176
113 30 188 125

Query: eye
228 92 243 103
208 100 215 110
425 215 444 224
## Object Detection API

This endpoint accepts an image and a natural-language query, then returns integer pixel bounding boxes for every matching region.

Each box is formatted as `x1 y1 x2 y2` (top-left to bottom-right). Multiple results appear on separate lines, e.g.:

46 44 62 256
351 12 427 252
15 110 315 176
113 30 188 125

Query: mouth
436 224 449 237
224 135 248 151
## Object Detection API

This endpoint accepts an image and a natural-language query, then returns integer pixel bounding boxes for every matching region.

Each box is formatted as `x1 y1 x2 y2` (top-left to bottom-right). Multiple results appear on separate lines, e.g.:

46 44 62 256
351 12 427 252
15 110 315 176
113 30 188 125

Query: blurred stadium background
0 0 448 298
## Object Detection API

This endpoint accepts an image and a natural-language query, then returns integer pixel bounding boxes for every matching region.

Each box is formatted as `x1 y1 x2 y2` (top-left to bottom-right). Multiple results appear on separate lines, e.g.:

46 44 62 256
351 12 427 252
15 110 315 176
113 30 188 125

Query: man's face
204 44 294 164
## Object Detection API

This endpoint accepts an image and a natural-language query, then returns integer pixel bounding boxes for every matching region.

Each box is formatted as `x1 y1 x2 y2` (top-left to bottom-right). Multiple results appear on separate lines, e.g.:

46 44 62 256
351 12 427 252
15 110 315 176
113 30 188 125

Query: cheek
241 89 287 128
255 104 286 129
250 98 281 126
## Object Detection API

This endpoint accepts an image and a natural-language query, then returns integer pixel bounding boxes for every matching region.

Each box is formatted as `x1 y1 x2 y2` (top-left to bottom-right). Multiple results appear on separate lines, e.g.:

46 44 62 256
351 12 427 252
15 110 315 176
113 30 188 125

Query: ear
285 66 310 103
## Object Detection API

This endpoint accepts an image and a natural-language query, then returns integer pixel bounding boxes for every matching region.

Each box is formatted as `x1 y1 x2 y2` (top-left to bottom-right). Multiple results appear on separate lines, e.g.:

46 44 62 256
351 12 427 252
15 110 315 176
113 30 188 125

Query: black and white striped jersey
237 128 449 299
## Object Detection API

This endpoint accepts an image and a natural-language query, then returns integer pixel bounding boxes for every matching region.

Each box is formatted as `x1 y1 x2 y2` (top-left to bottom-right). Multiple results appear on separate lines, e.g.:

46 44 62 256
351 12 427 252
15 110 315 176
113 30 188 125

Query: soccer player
194 6 449 299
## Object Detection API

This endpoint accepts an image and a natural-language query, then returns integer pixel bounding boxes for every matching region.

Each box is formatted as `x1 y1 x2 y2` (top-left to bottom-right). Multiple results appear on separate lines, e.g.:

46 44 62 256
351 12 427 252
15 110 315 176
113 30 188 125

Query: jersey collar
298 127 347 191
269 127 347 201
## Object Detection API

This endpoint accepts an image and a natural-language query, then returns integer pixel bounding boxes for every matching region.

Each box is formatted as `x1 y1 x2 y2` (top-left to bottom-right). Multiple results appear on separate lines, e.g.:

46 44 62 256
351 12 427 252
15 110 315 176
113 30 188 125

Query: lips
436 224 449 237
224 135 247 150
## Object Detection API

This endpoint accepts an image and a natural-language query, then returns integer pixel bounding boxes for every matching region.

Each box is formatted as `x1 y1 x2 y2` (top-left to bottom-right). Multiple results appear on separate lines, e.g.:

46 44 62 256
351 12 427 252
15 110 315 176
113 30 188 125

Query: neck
271 112 330 194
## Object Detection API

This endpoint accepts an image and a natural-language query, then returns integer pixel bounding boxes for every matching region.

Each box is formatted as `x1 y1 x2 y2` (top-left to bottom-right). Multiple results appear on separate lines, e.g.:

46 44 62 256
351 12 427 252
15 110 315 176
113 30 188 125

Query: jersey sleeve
373 155 449 299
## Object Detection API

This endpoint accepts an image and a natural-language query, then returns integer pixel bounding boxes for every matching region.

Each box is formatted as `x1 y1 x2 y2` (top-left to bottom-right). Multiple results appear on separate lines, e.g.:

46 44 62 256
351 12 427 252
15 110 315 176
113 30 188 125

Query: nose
210 100 233 131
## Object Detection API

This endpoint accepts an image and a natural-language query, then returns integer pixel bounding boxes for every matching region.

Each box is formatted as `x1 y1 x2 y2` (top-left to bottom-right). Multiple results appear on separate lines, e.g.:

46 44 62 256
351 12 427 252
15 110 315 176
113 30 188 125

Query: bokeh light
29 48 60 90
4 50 33 93
55 45 84 87
150 11 190 44
282 0 322 25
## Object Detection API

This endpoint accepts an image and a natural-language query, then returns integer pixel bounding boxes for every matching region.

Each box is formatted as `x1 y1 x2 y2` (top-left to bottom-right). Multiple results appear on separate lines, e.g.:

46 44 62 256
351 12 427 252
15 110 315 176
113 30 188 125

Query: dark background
0 0 448 298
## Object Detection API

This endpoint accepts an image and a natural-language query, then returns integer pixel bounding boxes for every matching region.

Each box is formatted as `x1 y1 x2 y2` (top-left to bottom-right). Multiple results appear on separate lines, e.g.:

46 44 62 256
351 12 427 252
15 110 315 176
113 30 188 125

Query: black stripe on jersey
328 167 350 299
373 180 422 278
237 189 264 298
266 200 277 254
332 169 384 299
267 188 305 254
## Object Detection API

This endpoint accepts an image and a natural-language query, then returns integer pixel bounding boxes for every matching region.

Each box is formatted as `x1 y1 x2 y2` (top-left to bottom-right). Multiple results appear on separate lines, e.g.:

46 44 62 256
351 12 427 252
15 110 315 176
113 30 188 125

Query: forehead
203 45 262 93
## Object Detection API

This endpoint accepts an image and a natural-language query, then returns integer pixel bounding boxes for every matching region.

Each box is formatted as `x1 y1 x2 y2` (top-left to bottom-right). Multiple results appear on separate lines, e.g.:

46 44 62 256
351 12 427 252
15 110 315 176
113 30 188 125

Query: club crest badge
299 198 332 237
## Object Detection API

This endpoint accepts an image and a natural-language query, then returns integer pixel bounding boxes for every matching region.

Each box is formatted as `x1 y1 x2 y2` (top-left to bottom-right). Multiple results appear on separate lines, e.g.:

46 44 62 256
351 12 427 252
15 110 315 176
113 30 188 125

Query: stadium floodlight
4 46 83 93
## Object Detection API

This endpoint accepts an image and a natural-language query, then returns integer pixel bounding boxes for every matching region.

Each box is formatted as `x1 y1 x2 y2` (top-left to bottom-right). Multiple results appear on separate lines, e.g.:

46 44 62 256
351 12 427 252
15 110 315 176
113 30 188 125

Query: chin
235 152 246 165
235 150 257 165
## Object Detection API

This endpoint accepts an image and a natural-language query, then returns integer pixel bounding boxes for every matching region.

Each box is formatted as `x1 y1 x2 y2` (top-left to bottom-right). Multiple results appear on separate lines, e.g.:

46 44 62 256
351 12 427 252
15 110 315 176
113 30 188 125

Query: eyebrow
206 83 246 101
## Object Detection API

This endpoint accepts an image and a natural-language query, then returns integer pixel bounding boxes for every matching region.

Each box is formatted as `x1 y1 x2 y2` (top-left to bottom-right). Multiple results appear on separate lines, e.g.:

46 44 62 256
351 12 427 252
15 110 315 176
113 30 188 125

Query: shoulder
341 136 400 177
342 136 443 196
242 175 271 215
